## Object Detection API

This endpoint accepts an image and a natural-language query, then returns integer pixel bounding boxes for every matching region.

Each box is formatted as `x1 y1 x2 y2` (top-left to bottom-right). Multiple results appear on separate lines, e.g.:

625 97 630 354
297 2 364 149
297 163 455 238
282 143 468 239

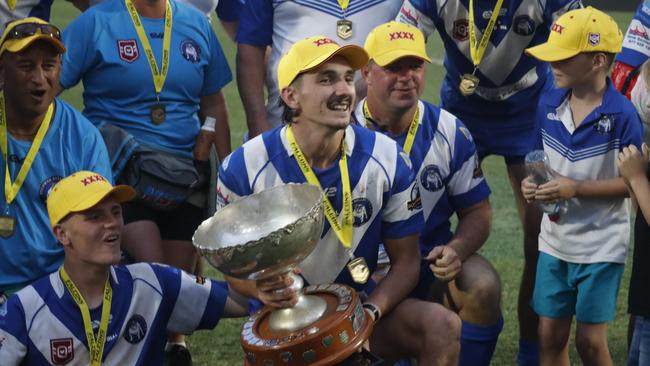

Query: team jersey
354 100 490 255
536 80 643 264
216 0 242 21
617 1 650 68
0 263 229 365
396 0 582 125
0 0 52 33
0 99 111 292
60 0 232 156
236 0 403 127
216 124 423 293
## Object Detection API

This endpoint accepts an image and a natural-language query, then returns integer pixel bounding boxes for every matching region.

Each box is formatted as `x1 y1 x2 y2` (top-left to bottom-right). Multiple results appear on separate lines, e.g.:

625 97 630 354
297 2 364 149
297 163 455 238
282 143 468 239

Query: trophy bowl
193 183 325 280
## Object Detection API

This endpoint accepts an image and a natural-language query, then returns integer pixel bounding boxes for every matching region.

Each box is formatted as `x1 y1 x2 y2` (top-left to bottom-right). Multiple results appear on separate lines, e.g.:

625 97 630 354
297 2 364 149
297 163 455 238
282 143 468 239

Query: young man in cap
217 36 461 365
0 18 111 308
0 170 248 365
523 7 642 365
357 21 502 366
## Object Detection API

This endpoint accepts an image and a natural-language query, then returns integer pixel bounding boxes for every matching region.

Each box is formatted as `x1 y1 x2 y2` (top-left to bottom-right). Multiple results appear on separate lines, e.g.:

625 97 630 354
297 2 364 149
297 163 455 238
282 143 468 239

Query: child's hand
536 176 578 202
521 176 538 203
617 144 648 184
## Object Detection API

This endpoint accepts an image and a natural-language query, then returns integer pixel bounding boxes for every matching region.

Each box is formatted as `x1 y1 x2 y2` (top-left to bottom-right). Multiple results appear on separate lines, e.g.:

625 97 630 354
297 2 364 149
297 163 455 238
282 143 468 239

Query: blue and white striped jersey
0 263 228 366
236 0 403 127
617 1 650 68
216 124 424 292
0 0 52 33
396 0 582 139
536 81 643 264
354 100 490 256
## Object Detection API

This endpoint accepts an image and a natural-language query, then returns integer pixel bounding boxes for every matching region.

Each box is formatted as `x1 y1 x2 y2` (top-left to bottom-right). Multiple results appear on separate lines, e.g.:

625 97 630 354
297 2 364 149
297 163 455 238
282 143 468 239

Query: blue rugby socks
459 317 504 366
516 339 540 366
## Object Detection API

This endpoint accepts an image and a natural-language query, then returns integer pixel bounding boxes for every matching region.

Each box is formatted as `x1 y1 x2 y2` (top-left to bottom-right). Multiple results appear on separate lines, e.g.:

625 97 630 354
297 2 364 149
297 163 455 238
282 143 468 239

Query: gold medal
459 73 480 96
336 19 353 40
0 215 15 238
150 103 166 125
347 256 369 284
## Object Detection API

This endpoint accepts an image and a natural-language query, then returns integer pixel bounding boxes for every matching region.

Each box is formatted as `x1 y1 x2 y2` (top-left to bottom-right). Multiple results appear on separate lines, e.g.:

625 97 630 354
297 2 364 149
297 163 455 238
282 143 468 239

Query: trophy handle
267 272 328 332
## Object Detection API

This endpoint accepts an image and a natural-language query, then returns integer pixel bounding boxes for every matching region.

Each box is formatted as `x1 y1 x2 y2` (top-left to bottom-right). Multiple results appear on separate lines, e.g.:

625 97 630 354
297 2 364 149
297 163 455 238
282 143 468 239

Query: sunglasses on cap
2 22 61 43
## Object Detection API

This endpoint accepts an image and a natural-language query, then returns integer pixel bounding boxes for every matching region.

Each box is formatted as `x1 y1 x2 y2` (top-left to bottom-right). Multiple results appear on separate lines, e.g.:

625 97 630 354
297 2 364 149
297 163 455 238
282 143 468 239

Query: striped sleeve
395 0 437 39
216 148 251 210
0 295 28 365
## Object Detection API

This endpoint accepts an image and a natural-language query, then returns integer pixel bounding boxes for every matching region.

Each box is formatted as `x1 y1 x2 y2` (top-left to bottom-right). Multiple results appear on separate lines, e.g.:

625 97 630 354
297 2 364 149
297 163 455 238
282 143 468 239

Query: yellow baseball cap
47 171 136 228
525 7 622 62
277 35 369 90
365 21 431 66
0 17 66 57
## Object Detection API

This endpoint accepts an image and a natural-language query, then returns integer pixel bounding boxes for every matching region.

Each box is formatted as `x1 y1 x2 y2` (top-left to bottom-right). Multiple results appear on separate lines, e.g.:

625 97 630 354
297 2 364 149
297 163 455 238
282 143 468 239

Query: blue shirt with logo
60 0 232 156
0 99 111 292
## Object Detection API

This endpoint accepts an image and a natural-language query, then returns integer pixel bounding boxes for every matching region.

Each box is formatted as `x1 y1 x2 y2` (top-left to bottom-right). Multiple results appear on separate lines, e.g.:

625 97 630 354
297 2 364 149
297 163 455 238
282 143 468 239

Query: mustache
326 94 354 109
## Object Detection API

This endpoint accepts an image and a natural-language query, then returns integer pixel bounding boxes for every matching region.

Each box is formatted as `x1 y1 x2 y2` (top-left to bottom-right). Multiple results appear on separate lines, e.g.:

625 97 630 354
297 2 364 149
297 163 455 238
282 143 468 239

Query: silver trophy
193 183 326 331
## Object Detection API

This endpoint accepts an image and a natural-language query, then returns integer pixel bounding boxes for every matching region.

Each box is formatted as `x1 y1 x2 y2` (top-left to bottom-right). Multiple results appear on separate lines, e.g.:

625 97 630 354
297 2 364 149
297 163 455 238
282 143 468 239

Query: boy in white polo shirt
522 7 643 365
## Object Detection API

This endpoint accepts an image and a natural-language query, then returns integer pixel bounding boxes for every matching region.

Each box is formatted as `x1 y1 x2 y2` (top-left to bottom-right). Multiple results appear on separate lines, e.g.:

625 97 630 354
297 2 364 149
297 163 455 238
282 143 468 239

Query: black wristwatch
362 302 381 323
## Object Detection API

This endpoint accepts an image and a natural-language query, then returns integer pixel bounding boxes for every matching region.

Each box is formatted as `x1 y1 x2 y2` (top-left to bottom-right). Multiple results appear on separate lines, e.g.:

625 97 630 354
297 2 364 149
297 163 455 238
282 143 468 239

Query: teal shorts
532 252 624 323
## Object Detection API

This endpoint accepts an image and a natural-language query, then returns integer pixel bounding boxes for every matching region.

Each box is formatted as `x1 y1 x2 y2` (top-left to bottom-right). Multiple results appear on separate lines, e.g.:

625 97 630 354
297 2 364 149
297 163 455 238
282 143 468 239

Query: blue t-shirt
216 124 424 293
396 0 582 122
215 0 242 21
0 99 111 292
0 263 229 365
617 0 650 68
354 100 490 255
60 0 232 156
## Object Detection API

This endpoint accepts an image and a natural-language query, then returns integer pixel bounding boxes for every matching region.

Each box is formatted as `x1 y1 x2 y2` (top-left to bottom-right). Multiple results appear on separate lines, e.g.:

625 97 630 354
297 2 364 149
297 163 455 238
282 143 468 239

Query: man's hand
535 175 578 202
618 144 649 185
426 246 462 282
255 273 299 309
521 176 539 203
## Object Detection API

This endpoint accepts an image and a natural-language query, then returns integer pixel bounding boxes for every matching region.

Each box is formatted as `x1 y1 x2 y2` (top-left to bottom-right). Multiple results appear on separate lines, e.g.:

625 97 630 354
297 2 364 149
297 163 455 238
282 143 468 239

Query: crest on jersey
407 184 422 211
118 39 139 63
453 19 469 41
50 338 74 365
180 39 201 63
352 198 373 227
595 115 612 134
123 314 147 344
513 15 535 36
420 165 444 192
39 176 63 204
588 33 600 47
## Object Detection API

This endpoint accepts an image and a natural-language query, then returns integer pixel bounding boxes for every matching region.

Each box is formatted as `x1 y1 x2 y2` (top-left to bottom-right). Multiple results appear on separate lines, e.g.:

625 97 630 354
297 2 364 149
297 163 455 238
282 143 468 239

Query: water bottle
524 150 567 222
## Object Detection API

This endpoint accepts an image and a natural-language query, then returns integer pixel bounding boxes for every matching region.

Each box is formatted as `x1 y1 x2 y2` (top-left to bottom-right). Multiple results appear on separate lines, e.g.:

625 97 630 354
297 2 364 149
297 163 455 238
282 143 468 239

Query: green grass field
50 2 635 364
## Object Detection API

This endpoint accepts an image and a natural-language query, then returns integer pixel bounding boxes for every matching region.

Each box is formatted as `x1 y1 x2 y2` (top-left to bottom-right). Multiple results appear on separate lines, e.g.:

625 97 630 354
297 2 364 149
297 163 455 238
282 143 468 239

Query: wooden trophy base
242 283 373 365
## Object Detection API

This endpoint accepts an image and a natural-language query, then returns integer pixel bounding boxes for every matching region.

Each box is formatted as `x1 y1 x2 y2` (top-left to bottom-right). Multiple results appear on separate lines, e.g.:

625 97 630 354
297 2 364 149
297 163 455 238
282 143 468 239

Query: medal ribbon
286 125 353 249
0 93 54 205
337 0 349 12
7 0 16 10
363 100 420 155
468 0 504 67
60 267 112 366
125 0 172 95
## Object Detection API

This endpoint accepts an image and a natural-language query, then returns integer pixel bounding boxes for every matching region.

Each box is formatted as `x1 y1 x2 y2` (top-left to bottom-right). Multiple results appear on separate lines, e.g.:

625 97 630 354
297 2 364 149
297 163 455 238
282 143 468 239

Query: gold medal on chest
347 256 369 284
150 103 166 125
459 73 480 96
337 19 353 40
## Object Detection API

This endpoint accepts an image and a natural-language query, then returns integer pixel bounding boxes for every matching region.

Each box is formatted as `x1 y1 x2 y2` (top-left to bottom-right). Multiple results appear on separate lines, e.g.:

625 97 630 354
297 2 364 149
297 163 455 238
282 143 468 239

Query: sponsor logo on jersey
50 338 74 365
398 4 419 26
407 183 422 210
117 39 139 63
482 8 507 19
547 112 561 121
123 314 147 344
352 198 373 227
551 23 565 34
630 26 649 40
588 32 600 47
324 187 338 197
513 15 535 36
180 39 201 63
149 32 164 39
595 115 612 134
39 176 63 204
420 165 443 191
453 19 469 41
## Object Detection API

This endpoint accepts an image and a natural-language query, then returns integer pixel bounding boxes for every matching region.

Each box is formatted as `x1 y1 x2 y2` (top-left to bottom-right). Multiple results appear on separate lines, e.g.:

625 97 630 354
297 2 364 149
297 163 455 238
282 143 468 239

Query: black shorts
122 200 204 241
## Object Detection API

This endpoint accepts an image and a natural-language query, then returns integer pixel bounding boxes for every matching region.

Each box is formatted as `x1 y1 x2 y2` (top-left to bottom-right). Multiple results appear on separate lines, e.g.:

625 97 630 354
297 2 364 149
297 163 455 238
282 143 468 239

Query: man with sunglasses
0 18 111 309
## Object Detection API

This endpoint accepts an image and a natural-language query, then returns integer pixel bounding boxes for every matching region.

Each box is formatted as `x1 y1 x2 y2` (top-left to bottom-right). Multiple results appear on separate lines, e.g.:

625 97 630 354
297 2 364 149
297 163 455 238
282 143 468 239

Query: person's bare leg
538 316 571 366
121 220 165 263
575 322 613 366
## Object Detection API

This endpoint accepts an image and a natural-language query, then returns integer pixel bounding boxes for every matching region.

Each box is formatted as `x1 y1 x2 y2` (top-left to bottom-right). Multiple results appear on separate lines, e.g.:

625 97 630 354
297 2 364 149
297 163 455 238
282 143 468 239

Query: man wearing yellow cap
357 21 502 366
0 18 111 309
523 7 642 365
217 36 461 364
0 170 248 365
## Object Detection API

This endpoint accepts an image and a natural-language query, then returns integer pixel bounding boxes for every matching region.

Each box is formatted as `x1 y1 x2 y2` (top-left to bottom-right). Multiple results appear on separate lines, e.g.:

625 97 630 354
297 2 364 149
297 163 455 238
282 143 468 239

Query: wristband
362 302 381 323
200 117 216 132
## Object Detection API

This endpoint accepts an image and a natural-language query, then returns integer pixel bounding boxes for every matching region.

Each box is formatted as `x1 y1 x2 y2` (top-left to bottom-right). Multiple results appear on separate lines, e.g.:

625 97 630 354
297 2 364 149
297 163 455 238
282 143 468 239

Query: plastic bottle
524 150 567 222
